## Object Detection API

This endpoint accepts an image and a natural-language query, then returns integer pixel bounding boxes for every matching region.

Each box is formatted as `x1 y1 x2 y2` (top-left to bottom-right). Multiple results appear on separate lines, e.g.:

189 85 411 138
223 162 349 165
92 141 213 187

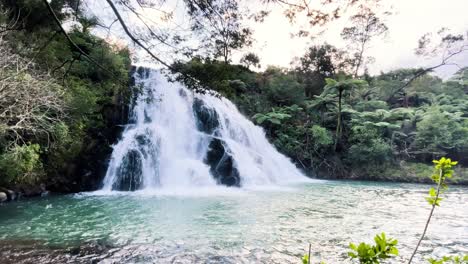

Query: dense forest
0 0 132 195
0 0 467 196
173 57 468 184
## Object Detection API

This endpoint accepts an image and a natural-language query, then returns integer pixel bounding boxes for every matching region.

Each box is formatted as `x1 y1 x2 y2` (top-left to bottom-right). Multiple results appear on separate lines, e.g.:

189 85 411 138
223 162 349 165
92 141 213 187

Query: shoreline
1 175 467 204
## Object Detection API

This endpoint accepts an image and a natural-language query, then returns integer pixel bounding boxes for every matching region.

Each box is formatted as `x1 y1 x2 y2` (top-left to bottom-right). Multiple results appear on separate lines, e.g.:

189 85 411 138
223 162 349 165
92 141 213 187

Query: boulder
112 149 143 191
192 99 241 187
0 188 16 201
193 98 219 134
205 139 241 187
0 192 7 202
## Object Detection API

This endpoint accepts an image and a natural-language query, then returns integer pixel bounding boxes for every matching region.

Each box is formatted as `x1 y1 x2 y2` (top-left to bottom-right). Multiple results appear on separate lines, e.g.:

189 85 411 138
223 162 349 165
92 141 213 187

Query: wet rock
112 149 143 191
193 98 219 134
205 139 241 187
0 192 7 202
0 188 16 201
21 184 48 197
192 99 241 186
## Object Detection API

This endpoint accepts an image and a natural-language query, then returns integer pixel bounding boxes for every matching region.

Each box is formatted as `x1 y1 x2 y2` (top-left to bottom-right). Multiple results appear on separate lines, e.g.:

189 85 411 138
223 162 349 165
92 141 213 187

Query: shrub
348 233 399 264
0 144 44 185
347 127 392 165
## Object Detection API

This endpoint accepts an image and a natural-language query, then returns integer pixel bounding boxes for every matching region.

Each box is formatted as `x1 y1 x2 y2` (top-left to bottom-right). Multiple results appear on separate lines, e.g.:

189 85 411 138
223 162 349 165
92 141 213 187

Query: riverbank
314 162 468 185
1 161 467 204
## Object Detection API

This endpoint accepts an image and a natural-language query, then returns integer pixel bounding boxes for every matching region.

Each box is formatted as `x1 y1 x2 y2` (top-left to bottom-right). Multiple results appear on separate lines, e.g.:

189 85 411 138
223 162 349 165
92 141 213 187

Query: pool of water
0 180 467 263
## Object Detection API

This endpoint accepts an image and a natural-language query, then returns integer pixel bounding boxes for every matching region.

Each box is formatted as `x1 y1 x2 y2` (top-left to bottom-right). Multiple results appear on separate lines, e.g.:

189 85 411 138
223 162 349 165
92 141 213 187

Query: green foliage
354 100 388 111
409 158 459 263
310 125 333 151
253 110 292 125
170 56 468 184
262 67 305 105
2 0 76 31
240 52 260 69
347 127 392 165
172 57 256 97
348 233 398 264
0 1 131 189
427 255 468 264
322 77 368 149
0 144 43 185
294 44 351 97
425 157 457 206
415 107 468 155
253 105 305 125
301 254 326 264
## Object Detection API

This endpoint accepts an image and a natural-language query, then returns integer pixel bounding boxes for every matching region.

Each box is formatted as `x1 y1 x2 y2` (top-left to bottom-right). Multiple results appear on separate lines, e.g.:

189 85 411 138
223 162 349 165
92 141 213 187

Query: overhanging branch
42 0 121 79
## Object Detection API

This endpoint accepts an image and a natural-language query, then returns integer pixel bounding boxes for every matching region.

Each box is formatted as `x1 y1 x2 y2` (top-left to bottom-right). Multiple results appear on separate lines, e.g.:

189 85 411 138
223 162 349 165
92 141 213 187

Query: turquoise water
0 181 467 263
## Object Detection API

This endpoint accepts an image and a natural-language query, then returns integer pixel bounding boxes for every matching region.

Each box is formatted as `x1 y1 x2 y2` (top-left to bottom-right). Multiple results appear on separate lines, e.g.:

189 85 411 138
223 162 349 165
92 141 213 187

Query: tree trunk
223 44 228 64
334 90 343 151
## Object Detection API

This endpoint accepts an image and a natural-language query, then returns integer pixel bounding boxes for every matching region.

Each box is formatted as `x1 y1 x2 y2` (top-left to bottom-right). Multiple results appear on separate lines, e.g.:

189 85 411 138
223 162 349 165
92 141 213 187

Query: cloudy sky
86 0 468 78
249 0 468 78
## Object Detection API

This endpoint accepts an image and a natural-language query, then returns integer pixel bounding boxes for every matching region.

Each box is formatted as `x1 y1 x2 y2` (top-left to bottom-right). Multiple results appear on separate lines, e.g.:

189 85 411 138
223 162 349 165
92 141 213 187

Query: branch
104 0 173 69
104 0 209 93
42 0 120 79
118 1 178 50
387 44 468 103
408 168 443 263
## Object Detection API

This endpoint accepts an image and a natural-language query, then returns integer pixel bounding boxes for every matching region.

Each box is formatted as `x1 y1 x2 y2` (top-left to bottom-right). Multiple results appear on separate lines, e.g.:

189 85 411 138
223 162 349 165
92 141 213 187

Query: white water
101 68 305 191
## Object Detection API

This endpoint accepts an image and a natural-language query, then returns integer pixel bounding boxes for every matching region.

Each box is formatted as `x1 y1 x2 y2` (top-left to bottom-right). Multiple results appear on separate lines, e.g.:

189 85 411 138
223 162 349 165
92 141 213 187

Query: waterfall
101 68 306 191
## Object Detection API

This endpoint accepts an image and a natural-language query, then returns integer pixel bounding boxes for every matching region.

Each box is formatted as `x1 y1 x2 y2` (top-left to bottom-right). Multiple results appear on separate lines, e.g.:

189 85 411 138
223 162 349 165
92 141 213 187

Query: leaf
325 78 337 86
269 118 281 125
256 115 267 124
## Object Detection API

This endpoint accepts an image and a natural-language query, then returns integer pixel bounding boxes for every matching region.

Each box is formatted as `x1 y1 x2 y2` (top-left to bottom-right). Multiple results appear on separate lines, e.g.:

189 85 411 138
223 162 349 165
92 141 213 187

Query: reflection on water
0 181 467 263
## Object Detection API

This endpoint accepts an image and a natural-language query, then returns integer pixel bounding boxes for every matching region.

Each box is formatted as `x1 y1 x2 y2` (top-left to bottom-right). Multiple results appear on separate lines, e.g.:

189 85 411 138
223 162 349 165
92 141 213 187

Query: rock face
112 149 143 191
193 98 219 135
193 99 241 187
205 139 241 187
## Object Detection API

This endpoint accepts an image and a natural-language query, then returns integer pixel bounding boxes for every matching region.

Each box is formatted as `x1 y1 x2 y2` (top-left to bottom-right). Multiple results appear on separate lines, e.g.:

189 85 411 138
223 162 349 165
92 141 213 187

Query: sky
85 0 468 78
248 0 468 78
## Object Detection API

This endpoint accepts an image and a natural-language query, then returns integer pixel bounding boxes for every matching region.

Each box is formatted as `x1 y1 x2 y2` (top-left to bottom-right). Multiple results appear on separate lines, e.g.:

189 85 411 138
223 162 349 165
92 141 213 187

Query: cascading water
101 67 306 191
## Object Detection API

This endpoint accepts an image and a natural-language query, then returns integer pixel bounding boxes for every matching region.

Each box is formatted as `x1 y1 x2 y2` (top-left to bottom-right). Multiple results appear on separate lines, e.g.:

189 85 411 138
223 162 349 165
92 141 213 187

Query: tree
295 44 352 97
415 107 468 157
387 29 468 103
265 0 379 30
240 52 260 69
322 78 368 150
187 0 253 63
0 37 66 146
347 127 393 166
341 5 388 77
261 67 305 106
2 0 79 31
307 94 337 124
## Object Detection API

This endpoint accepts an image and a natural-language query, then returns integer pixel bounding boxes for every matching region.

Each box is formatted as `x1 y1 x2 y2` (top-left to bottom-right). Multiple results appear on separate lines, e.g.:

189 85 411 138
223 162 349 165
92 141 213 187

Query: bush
0 144 44 185
262 67 305 105
415 108 468 155
347 127 392 165
310 125 333 152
